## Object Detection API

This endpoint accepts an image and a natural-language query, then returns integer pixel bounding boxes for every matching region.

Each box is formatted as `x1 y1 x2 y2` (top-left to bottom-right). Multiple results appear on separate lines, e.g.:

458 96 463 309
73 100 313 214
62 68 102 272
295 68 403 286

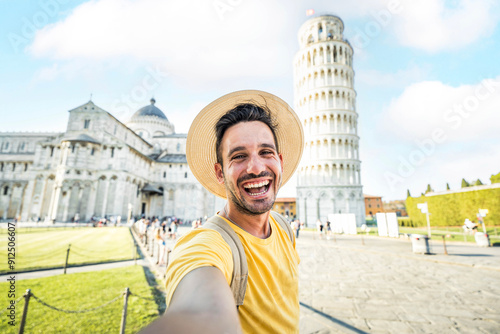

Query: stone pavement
297 231 500 333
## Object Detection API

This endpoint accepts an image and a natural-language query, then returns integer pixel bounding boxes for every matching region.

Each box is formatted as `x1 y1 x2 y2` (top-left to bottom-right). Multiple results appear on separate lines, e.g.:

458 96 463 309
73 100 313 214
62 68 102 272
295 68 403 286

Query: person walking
316 219 324 239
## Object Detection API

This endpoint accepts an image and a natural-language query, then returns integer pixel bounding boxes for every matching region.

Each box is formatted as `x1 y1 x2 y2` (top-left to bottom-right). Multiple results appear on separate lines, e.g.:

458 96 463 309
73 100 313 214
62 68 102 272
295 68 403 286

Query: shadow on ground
300 302 368 334
142 266 167 314
450 254 493 257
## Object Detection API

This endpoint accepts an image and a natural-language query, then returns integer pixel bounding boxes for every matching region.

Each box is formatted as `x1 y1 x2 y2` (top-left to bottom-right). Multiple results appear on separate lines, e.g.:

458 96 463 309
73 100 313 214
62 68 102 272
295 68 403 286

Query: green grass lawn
0 227 136 273
0 265 159 333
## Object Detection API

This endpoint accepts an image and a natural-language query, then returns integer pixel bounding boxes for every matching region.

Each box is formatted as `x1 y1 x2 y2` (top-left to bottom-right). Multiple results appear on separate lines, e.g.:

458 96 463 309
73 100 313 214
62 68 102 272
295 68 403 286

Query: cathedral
0 98 218 223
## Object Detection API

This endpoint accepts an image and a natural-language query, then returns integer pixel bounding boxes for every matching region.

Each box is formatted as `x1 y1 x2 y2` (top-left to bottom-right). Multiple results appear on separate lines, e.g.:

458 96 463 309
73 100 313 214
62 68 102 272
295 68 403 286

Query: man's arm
140 266 242 334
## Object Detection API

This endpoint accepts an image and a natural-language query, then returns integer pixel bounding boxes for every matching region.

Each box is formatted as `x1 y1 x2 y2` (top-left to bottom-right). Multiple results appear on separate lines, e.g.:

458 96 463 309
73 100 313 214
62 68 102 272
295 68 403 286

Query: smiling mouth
243 180 271 197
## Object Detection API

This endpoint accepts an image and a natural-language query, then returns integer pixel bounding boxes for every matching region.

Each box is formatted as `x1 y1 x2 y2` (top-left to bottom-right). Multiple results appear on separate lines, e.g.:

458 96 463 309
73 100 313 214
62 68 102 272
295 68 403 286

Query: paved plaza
297 231 500 333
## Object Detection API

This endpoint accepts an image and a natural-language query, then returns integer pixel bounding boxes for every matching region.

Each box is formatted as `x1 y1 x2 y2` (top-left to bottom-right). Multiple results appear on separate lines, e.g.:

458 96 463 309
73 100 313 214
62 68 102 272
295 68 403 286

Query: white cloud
376 77 500 199
29 0 298 84
381 77 500 142
393 0 499 52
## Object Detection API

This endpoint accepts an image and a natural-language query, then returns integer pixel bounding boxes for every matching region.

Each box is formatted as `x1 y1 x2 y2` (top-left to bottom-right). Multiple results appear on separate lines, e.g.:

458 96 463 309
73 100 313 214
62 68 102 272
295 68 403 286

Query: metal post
119 288 130 334
150 234 154 257
134 242 137 265
164 249 171 278
19 289 31 334
426 212 431 238
157 240 160 264
441 235 448 255
64 244 71 274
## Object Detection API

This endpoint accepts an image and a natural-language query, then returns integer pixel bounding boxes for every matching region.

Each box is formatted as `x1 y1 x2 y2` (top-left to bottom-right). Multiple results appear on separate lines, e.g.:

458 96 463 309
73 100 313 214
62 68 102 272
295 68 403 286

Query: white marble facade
0 98 218 222
294 15 365 226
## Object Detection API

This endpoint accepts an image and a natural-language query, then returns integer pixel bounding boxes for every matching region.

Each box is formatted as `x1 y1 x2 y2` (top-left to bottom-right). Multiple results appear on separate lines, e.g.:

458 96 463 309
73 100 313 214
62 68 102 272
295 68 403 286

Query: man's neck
222 204 271 239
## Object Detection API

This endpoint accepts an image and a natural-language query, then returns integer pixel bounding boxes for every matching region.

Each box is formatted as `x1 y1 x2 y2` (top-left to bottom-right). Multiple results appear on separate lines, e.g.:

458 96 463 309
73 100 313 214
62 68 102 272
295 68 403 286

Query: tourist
142 90 303 333
326 220 332 239
292 219 301 238
316 219 324 238
170 220 178 239
155 227 166 265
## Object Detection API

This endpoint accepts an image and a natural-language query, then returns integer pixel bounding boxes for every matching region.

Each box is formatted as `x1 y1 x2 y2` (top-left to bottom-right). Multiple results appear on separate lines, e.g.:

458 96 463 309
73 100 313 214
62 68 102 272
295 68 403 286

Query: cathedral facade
0 99 218 222
294 15 365 226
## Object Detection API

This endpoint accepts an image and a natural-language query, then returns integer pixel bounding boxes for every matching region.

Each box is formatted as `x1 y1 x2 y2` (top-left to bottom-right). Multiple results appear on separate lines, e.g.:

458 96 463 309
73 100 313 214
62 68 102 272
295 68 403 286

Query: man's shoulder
170 227 233 269
176 226 226 246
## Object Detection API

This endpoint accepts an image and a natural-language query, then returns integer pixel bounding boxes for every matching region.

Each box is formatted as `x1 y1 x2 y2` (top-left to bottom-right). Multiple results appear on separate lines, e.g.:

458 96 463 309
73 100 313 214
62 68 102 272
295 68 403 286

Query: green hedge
406 187 500 227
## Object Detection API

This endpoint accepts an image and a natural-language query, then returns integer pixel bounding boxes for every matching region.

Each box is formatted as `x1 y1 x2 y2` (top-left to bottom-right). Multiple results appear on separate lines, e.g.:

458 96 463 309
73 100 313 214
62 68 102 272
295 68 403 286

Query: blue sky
1 0 499 201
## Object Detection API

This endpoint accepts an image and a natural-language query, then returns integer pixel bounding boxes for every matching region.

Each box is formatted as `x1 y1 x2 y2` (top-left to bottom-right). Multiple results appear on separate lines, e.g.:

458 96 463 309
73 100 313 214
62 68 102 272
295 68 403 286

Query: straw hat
186 90 304 199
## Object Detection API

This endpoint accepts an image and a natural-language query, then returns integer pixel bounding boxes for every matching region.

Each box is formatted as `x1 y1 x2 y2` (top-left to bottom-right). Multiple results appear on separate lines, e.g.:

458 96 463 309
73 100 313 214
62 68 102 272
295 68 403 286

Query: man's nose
246 153 266 175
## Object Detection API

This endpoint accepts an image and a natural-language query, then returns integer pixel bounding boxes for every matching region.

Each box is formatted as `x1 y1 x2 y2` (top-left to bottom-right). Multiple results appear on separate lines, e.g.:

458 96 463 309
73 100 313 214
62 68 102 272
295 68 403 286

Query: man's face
215 121 283 215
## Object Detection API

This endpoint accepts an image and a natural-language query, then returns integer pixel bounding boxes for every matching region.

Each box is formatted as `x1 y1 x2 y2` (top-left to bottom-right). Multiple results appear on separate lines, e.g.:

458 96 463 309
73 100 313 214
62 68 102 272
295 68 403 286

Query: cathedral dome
132 98 169 121
127 98 175 138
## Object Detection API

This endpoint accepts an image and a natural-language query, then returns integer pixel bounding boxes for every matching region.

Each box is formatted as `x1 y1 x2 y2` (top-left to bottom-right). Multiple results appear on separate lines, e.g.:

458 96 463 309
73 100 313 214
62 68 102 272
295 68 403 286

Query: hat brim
186 90 304 199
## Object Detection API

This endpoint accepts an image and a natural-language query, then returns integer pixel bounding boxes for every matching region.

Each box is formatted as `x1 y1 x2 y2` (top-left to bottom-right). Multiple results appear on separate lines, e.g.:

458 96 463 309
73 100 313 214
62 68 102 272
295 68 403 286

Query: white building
0 98 218 222
294 15 365 226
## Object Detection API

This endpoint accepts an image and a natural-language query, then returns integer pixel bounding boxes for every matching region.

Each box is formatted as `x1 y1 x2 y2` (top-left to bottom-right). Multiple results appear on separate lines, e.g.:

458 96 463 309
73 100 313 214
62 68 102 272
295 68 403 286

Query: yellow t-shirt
165 215 300 333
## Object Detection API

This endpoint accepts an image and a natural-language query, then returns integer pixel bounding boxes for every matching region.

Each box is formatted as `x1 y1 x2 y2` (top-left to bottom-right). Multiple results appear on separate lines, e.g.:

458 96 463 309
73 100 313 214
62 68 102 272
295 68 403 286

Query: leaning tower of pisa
294 14 365 226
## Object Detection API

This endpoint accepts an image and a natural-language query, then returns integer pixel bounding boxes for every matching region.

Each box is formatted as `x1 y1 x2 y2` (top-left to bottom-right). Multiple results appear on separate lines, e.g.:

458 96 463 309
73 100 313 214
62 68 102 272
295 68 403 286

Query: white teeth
243 180 269 189
248 189 267 196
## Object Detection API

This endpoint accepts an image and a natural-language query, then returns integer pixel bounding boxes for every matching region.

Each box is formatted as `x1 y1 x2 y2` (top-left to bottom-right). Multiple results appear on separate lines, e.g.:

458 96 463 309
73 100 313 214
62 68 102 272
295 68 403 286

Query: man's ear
214 163 224 184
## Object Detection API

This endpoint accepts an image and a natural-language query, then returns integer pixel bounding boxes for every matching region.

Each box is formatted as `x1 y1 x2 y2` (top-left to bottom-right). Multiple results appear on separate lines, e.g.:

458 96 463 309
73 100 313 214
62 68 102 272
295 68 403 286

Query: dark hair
215 103 279 166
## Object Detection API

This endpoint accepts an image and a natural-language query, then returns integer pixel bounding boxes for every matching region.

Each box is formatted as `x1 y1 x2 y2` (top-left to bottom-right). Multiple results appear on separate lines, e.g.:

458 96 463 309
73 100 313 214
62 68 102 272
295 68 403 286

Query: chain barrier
129 291 164 302
70 250 133 261
31 292 123 314
71 244 132 254
0 295 24 316
69 249 128 260
19 250 64 260
1 290 159 316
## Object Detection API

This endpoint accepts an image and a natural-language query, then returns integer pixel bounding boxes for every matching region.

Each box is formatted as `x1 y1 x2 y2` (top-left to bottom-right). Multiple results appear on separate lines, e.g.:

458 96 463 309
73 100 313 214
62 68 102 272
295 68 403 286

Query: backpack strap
203 212 294 307
270 211 295 245
203 215 248 307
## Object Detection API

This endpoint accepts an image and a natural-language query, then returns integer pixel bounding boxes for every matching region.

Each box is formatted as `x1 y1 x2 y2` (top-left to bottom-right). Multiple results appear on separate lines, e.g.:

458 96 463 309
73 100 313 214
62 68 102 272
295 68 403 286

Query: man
141 90 304 333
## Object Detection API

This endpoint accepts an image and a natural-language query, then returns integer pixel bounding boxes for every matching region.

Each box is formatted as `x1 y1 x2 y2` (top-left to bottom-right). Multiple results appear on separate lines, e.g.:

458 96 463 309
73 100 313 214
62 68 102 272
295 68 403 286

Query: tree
473 179 483 186
425 184 433 193
461 178 470 188
491 171 500 184
406 189 411 198
446 183 450 190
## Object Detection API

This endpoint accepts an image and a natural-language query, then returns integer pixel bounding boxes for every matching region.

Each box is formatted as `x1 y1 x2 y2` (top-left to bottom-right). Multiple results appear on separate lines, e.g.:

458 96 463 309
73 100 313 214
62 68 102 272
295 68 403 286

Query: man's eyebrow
227 146 246 158
260 143 277 151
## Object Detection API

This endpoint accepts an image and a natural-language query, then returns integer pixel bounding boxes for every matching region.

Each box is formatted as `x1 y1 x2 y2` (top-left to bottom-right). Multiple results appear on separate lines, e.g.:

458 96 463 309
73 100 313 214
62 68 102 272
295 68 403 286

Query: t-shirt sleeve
164 228 234 307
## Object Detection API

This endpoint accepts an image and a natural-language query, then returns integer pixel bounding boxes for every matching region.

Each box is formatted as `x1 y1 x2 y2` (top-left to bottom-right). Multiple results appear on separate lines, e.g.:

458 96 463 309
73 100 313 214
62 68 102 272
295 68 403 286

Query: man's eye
232 154 245 160
262 151 273 155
